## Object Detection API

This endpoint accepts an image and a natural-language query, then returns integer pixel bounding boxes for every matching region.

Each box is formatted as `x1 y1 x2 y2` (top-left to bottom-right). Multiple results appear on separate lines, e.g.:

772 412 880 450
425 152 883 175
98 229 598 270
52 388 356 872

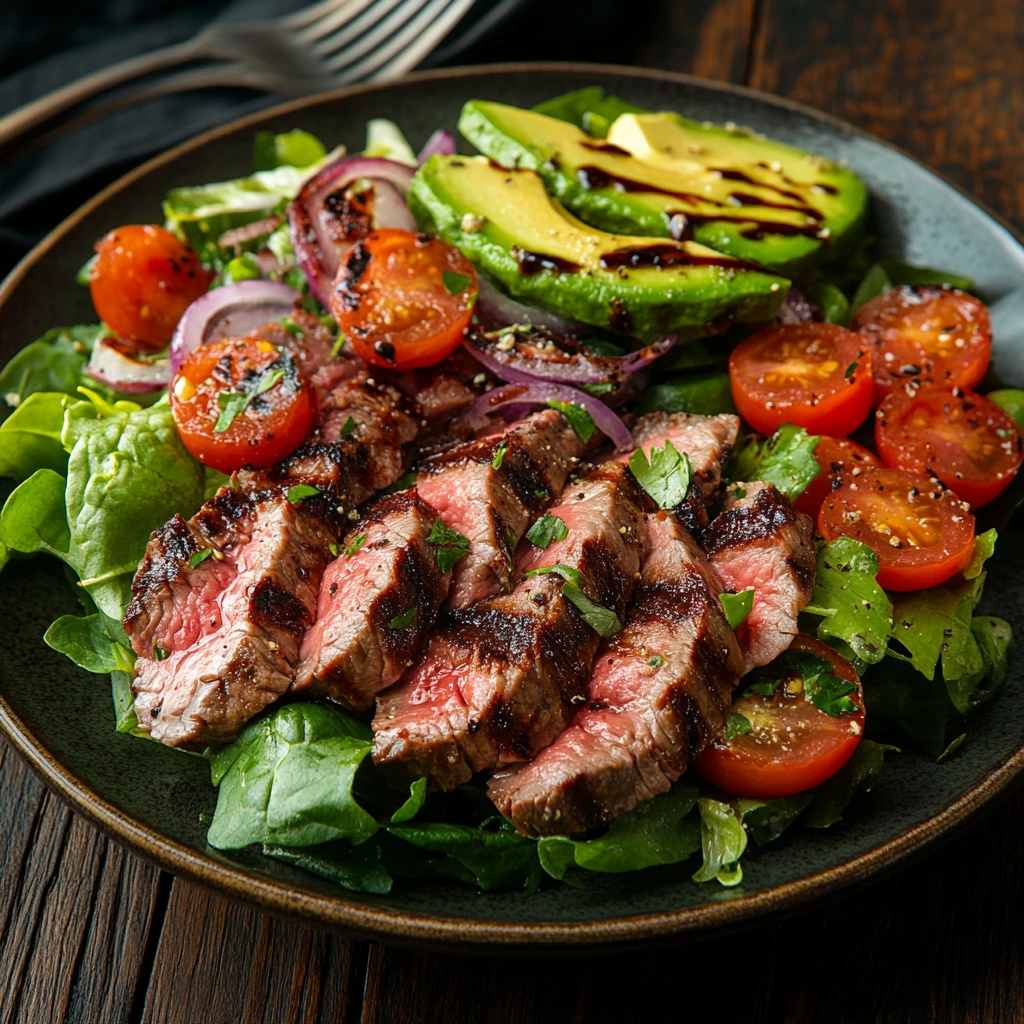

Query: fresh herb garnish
287 484 319 503
546 399 596 444
727 425 820 501
629 440 692 509
153 645 169 661
523 563 582 586
525 515 568 548
389 606 417 630
725 712 752 739
345 534 367 557
720 588 754 630
426 518 471 573
339 416 356 438
580 381 615 396
648 654 663 667
844 360 859 379
188 548 214 569
214 391 252 433
278 316 303 337
524 564 620 637
331 332 346 358
384 472 416 494
747 649 859 718
492 439 509 469
329 543 340 558
256 367 286 395
442 271 472 295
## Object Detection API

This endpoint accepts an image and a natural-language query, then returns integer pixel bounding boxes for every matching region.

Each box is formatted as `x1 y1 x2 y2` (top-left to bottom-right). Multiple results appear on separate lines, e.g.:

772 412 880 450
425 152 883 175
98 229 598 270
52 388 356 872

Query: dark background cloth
0 0 621 278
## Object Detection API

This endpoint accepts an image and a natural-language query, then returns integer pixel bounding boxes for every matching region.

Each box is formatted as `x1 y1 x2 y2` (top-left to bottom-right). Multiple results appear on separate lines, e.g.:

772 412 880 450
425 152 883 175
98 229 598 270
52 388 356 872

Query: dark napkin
0 0 620 278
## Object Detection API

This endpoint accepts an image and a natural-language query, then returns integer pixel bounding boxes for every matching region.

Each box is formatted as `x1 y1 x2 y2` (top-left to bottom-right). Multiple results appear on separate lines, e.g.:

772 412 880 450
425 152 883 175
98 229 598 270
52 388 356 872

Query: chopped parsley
491 439 509 470
389 606 417 630
339 416 357 438
426 518 471 573
329 543 340 558
442 270 472 295
579 381 615 396
844 360 859 379
188 548 214 569
287 484 319 503
523 563 581 586
153 645 169 661
727 424 820 501
546 399 596 443
331 332 346 357
345 534 368 557
719 588 754 630
629 440 692 509
524 564 620 637
648 654 663 667
525 515 568 549
278 316 303 337
725 712 752 740
746 649 859 718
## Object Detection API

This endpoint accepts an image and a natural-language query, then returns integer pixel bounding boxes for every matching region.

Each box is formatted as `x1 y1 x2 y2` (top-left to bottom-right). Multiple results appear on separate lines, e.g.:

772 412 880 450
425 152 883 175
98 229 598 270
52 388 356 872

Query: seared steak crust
373 460 648 789
294 490 450 711
488 514 743 835
127 487 337 749
702 481 816 671
415 409 583 607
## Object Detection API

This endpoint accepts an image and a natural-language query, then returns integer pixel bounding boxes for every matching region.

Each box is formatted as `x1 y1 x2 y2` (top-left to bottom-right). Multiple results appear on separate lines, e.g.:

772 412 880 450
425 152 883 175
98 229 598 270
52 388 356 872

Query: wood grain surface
3 1 1024 1021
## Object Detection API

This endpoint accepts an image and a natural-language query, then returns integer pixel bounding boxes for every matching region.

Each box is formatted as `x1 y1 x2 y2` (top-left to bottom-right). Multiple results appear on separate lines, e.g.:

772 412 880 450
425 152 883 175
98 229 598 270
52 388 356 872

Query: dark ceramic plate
1 63 1023 951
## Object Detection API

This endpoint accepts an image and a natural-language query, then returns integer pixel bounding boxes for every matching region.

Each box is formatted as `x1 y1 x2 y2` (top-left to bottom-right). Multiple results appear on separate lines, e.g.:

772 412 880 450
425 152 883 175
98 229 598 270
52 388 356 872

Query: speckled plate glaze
1 64 1023 952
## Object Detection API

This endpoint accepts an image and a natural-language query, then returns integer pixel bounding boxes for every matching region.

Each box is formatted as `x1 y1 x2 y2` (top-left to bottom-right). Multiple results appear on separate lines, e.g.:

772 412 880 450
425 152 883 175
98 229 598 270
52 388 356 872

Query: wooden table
3 1 1024 1020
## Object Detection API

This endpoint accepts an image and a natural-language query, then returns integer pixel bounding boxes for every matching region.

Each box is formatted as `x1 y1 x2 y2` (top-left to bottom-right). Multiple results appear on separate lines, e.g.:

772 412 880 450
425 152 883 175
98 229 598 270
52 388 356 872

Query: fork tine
320 0 434 73
312 0 411 59
289 0 380 46
330 0 472 81
281 0 350 32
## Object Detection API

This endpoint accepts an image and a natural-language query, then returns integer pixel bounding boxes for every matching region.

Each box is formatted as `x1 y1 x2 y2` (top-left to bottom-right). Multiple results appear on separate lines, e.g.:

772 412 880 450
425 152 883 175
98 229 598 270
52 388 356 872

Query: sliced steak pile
416 408 583 608
125 487 338 748
294 490 451 711
373 457 649 790
489 512 744 835
702 481 816 672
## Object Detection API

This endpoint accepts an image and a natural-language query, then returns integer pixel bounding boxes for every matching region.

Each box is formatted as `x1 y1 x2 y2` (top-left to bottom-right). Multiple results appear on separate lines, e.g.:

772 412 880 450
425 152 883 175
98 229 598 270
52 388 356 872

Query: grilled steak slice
702 481 816 671
415 409 583 608
488 513 743 835
125 487 337 748
373 459 648 790
294 491 450 711
251 309 338 382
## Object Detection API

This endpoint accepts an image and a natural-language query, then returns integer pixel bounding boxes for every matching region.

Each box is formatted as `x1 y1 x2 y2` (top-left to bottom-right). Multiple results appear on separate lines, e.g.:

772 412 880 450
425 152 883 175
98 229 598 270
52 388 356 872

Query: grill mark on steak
294 490 450 711
488 513 744 836
415 409 583 607
373 458 649 790
701 481 816 672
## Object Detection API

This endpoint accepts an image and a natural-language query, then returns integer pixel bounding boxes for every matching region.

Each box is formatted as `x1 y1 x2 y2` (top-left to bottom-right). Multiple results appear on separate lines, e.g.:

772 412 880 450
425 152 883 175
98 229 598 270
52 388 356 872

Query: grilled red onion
470 382 633 451
778 287 818 324
474 277 589 335
287 154 416 304
417 129 457 164
217 215 283 251
169 279 301 373
85 338 171 393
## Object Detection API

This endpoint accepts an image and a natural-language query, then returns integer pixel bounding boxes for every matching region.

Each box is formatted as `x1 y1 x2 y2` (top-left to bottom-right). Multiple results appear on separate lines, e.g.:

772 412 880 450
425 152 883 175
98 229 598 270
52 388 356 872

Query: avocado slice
408 155 788 342
458 100 867 276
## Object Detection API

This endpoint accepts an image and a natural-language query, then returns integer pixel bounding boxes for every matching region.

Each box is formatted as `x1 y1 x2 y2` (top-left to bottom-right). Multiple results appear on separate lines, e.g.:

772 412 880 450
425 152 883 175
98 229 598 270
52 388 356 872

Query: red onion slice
85 338 171 393
217 215 283 251
474 277 589 335
470 382 633 451
417 130 457 164
169 279 301 373
778 287 818 323
287 153 416 304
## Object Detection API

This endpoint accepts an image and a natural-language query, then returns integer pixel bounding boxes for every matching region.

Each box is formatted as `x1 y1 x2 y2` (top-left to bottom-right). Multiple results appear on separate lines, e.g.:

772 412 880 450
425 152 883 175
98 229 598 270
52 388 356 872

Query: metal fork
0 0 477 154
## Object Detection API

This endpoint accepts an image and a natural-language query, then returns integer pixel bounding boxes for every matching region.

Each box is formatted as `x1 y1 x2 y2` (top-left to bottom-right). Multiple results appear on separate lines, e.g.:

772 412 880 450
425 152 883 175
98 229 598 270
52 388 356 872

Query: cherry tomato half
330 228 478 370
90 225 213 352
695 635 865 798
729 323 873 437
818 465 976 591
852 285 991 403
876 385 1023 509
795 435 882 519
170 337 316 473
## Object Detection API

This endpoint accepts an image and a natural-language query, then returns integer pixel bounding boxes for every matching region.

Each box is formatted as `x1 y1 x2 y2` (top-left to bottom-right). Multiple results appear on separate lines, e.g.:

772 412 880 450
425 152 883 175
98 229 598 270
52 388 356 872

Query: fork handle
0 38 204 153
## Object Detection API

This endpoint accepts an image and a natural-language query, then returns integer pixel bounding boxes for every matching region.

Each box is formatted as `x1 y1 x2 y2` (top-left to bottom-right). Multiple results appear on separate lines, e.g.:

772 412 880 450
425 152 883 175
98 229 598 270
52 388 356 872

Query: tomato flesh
795 435 882 519
852 285 991 403
330 228 478 370
695 635 864 798
875 385 1024 509
729 323 873 437
170 337 316 473
90 225 213 352
818 465 976 591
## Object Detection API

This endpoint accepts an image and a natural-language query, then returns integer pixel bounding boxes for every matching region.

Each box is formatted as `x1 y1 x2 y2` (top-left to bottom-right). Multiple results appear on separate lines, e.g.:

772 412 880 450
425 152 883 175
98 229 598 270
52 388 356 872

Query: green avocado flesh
458 99 868 276
408 155 789 342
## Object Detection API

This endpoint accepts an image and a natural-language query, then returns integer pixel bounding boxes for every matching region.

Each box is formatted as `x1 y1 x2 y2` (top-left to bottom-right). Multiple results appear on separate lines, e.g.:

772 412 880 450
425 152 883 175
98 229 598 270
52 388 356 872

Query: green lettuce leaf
0 468 71 559
987 389 1024 429
43 610 134 674
263 840 392 894
692 797 747 886
364 118 417 166
208 703 379 851
735 794 814 847
0 392 76 481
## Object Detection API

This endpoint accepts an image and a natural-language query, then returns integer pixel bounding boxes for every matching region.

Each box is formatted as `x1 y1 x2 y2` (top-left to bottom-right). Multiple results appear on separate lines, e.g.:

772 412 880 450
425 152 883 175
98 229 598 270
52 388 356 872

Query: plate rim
2 60 1023 949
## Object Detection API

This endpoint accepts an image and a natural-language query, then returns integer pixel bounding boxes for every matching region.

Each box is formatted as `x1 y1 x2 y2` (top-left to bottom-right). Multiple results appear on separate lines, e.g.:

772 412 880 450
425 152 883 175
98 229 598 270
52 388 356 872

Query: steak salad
1 89 1020 895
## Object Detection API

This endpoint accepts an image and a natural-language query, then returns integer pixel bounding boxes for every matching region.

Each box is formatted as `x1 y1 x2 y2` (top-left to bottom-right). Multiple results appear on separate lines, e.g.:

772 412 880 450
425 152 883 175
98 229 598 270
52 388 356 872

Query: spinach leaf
727 425 820 500
863 658 950 757
634 373 736 416
111 669 139 733
388 819 541 892
208 703 378 850
805 281 850 325
426 518 471 573
0 392 74 480
263 840 392 894
802 740 896 828
850 261 973 312
720 588 754 630
537 784 700 878
390 778 428 825
692 797 746 885
970 616 1013 707
988 389 1024 429
525 514 568 549
0 468 71 559
43 611 134 674
735 794 813 847
0 326 99 412
628 440 693 509
802 537 893 667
